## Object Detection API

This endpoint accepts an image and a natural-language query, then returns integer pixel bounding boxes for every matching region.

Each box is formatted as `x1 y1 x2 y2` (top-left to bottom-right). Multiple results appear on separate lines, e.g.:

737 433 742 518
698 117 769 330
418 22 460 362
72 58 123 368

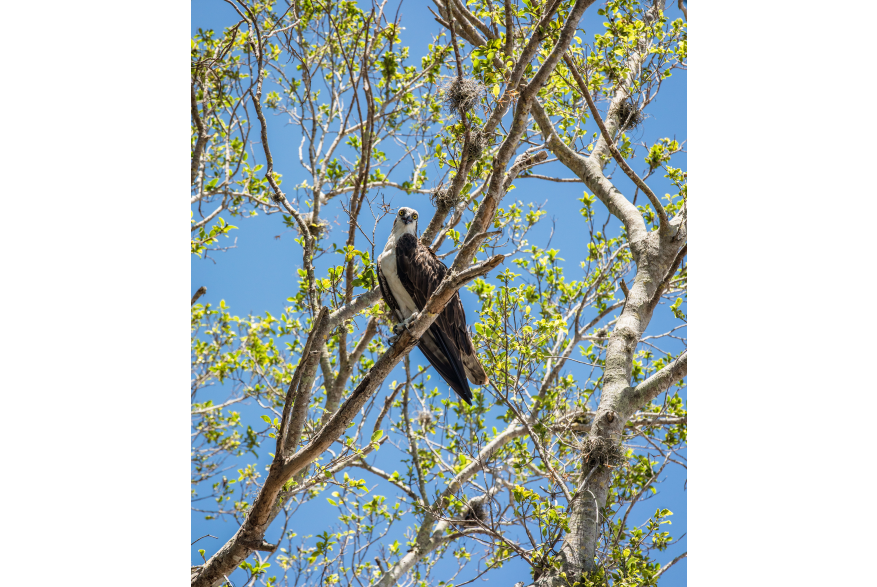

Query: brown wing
379 249 473 402
395 234 487 401
421 248 488 386
393 236 465 345
395 233 471 403
409 237 488 385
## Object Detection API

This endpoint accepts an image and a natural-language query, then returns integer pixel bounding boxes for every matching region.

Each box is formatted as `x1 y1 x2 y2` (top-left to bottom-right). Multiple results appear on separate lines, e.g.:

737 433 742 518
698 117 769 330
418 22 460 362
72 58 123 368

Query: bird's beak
402 215 414 225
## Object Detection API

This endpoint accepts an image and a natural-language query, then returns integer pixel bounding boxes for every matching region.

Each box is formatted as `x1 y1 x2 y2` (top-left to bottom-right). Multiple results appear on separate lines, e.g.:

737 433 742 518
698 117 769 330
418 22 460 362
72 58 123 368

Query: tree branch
450 0 493 42
624 350 687 408
348 461 419 502
530 98 648 245
431 0 486 47
327 287 382 329
322 316 378 426
655 551 687 580
561 54 669 232
278 307 331 460
645 245 686 317
518 173 582 183
191 83 209 185
289 255 503 465
502 150 548 193
463 0 594 254
375 427 527 587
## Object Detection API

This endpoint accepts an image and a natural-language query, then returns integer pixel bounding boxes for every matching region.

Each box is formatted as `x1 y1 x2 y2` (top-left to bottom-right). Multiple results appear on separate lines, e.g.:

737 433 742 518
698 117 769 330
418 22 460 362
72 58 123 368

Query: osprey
377 206 488 405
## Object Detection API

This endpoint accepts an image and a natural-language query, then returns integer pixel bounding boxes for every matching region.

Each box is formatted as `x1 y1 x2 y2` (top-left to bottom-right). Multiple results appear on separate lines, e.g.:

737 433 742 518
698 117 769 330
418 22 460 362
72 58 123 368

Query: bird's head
392 206 419 237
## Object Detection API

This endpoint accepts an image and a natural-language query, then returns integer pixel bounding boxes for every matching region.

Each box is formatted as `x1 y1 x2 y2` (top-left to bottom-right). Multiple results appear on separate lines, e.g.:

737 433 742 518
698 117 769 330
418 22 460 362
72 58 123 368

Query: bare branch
191 83 209 185
322 316 379 425
518 173 582 183
624 350 688 409
562 54 669 232
655 551 687 580
348 461 420 502
328 288 382 329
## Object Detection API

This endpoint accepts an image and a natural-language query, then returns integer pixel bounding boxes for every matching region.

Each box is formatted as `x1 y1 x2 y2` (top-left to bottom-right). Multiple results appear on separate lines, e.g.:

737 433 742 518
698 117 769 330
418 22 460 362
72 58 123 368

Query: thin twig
562 54 669 231
541 356 604 368
191 534 219 546
655 551 687 579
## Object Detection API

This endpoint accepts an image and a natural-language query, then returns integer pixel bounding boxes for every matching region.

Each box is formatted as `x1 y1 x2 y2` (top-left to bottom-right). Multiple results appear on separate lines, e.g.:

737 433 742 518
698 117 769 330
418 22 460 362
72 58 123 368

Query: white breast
378 246 420 322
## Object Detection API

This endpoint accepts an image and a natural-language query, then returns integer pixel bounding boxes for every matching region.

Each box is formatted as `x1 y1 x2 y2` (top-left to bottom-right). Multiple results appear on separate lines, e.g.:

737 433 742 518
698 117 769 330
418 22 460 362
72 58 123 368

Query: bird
376 206 488 405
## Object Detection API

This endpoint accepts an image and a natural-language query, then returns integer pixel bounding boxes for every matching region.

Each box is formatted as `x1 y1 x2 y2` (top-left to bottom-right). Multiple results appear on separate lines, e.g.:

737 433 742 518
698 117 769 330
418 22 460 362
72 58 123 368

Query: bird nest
440 76 485 117
583 436 626 468
429 183 461 211
614 100 644 130
461 500 488 526
416 410 434 428
307 219 328 237
463 128 492 160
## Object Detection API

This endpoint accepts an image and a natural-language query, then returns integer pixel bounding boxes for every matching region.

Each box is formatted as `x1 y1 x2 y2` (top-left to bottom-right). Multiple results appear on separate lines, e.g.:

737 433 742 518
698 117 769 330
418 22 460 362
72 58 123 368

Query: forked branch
562 54 669 232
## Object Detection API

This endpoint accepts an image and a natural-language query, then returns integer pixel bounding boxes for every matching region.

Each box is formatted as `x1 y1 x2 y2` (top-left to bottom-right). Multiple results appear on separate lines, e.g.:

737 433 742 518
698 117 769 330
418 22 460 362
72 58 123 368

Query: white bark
525 2 689 583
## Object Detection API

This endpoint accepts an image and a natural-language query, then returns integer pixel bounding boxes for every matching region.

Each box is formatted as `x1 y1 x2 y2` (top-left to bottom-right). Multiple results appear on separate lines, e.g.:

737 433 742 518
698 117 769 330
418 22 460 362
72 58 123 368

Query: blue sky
191 1 688 585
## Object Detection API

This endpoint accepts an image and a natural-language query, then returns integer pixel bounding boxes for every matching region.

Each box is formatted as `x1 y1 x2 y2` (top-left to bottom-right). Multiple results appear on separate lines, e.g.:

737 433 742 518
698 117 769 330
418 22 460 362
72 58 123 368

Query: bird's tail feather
418 327 473 405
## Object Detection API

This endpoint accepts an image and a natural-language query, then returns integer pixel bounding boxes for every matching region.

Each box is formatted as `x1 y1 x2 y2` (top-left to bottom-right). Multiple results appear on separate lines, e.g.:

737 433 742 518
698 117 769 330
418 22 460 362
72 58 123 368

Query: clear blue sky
191 1 688 584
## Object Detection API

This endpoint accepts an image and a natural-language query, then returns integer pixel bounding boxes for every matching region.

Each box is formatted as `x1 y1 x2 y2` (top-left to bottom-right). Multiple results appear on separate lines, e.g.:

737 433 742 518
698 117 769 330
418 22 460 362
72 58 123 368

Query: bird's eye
399 210 405 217
412 213 418 220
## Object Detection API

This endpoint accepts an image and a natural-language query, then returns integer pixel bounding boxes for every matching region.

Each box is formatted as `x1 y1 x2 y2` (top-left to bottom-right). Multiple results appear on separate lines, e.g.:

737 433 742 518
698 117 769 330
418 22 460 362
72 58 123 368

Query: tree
190 1 687 586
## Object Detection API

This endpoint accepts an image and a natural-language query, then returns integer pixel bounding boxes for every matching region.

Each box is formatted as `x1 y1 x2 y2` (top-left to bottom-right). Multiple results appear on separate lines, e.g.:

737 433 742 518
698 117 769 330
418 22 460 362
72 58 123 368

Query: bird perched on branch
377 206 488 405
